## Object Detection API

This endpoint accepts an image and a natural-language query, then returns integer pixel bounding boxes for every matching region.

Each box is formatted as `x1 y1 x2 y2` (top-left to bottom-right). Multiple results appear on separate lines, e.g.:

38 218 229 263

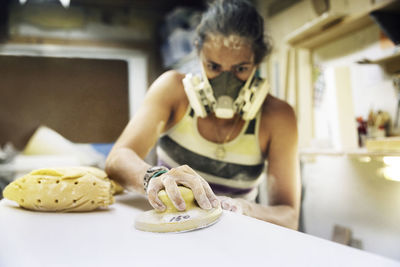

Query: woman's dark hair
194 0 271 64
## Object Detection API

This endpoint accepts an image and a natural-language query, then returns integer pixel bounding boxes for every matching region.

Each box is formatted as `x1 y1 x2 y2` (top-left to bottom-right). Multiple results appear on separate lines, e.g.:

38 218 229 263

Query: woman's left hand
218 196 243 214
147 165 220 212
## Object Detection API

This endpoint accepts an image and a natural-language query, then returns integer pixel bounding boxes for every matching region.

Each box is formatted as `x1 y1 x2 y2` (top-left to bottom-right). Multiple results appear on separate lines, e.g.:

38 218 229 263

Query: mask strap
233 67 257 114
200 62 212 88
198 61 217 109
242 67 257 89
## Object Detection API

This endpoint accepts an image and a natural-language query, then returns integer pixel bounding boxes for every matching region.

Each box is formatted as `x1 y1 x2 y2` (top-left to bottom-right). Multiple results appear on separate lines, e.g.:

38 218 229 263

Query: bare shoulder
147 70 188 104
259 95 298 154
261 95 297 126
146 70 189 127
149 70 185 95
158 70 186 84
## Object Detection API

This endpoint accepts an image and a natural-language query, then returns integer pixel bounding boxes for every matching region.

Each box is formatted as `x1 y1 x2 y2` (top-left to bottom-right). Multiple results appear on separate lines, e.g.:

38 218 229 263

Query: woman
105 0 301 230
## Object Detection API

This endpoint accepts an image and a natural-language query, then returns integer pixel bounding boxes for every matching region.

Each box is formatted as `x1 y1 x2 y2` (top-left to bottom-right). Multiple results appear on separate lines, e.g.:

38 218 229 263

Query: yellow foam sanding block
3 166 122 212
135 186 222 233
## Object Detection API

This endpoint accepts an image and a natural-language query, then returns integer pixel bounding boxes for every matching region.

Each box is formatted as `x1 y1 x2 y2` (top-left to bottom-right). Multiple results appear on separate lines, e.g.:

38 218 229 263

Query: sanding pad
135 187 222 233
3 167 117 212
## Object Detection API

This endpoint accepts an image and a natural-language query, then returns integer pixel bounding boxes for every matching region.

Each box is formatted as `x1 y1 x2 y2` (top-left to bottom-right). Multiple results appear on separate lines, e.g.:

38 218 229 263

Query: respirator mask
182 64 270 120
209 71 245 118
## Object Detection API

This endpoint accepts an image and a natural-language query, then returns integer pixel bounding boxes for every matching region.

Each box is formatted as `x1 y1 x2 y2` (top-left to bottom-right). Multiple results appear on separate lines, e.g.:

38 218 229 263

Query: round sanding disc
135 206 222 233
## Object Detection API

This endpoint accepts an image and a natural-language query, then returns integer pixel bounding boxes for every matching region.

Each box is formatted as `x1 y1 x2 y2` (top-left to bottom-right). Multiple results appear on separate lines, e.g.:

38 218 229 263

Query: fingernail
212 199 219 208
156 204 166 211
178 203 186 210
203 201 212 210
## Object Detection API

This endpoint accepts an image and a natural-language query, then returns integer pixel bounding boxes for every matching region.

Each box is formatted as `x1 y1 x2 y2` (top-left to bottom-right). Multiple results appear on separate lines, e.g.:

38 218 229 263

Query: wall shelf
346 148 400 158
299 148 344 157
356 51 400 73
300 147 400 158
357 51 400 64
285 0 398 49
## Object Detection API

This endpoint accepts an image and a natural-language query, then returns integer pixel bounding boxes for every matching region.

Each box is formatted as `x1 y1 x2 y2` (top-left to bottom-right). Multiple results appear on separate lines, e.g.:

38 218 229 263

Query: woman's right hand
146 165 220 212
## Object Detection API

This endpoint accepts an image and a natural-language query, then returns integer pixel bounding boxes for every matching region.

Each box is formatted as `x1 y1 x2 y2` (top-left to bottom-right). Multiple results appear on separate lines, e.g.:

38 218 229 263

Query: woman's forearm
237 199 299 230
105 147 151 195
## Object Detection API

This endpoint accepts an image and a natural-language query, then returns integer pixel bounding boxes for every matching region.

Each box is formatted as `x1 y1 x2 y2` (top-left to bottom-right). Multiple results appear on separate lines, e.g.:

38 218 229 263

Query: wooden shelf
285 0 398 49
357 51 400 64
299 148 345 157
285 12 346 48
300 147 400 158
357 51 400 73
347 148 400 157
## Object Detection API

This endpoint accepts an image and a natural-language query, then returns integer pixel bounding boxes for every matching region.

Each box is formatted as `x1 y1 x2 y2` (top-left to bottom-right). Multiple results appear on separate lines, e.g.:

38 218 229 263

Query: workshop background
0 0 399 261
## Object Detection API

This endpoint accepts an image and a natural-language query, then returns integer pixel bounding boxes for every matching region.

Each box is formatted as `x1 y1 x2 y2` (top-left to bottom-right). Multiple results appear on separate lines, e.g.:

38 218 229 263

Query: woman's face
200 34 255 81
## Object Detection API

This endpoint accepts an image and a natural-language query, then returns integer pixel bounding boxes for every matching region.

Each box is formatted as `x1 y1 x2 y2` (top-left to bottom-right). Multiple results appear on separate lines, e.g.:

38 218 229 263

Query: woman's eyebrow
206 60 221 67
204 59 253 69
233 61 253 67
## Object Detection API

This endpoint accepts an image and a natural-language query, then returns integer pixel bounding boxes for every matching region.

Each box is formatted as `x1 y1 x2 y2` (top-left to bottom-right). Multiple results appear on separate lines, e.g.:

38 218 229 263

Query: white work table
0 193 399 267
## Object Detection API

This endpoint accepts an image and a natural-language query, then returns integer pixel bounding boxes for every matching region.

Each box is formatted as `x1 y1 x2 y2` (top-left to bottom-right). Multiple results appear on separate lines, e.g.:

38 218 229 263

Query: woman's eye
235 66 248 73
207 63 220 71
